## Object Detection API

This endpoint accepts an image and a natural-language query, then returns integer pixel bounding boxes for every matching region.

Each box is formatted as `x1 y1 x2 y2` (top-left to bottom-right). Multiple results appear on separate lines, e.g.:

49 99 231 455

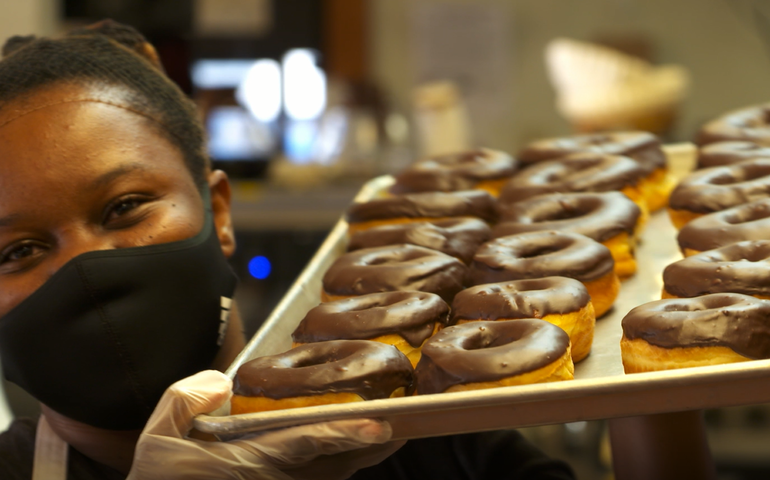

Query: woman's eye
112 199 141 217
0 242 44 266
104 196 151 225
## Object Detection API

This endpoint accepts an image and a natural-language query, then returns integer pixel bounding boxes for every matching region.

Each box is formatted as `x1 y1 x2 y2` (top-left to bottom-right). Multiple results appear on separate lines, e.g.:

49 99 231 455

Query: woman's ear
208 170 236 258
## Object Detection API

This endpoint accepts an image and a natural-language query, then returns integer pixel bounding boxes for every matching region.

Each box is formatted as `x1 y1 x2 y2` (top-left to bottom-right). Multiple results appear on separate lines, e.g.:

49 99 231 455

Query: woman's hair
0 20 209 190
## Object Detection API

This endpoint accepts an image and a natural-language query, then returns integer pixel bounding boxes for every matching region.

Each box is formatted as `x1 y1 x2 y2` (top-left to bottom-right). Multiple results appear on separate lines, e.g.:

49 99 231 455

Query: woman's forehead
0 82 134 129
0 100 182 168
0 92 192 210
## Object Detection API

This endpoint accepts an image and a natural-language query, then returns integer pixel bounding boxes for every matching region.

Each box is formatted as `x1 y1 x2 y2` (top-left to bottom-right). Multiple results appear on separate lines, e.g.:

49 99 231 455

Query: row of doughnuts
231 288 577 413
230 132 681 410
309 276 593 365
668 102 770 233
232 103 770 412
344 189 640 280
390 131 672 215
621 102 770 373
334 179 641 309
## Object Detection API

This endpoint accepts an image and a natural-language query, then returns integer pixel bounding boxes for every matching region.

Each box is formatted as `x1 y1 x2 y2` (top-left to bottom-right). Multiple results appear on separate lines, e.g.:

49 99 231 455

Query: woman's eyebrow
0 213 20 228
91 163 149 190
0 164 152 229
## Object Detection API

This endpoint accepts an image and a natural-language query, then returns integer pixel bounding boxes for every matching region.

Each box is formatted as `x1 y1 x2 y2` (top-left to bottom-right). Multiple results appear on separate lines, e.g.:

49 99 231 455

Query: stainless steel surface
193 142 770 440
229 182 366 231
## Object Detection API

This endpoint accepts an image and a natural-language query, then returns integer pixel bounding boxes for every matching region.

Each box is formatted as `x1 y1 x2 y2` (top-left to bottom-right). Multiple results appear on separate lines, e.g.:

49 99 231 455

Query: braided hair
0 20 209 190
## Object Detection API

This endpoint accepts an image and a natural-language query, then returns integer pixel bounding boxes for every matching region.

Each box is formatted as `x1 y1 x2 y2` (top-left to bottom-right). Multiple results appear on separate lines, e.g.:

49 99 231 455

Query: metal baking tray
195 143 770 440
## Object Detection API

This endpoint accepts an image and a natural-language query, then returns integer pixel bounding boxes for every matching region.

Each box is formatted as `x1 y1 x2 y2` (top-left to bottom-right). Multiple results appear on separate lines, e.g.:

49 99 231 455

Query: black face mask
0 200 238 430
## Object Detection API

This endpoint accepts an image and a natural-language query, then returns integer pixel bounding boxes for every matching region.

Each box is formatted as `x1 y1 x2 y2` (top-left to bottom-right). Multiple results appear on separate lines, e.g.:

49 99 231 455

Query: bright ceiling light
236 59 282 123
283 49 326 120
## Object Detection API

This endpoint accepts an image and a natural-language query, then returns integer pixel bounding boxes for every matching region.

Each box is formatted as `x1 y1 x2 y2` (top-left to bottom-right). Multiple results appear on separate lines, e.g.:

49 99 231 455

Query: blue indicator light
248 256 271 279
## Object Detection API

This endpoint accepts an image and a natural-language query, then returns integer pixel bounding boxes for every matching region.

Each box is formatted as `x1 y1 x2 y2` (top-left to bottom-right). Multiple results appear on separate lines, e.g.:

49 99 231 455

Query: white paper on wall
194 0 273 37
409 2 512 147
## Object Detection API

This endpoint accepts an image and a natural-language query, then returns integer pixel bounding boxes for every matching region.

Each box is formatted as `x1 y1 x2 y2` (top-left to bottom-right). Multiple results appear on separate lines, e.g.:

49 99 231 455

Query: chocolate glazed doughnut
231 340 415 413
347 217 491 264
469 231 619 317
292 291 450 366
322 244 467 303
415 319 574 394
621 294 770 373
517 131 671 211
450 277 596 362
663 241 770 299
346 190 497 234
697 141 770 169
697 103 770 146
668 158 770 229
494 192 641 278
677 199 770 256
499 153 647 216
391 148 518 196
518 132 666 171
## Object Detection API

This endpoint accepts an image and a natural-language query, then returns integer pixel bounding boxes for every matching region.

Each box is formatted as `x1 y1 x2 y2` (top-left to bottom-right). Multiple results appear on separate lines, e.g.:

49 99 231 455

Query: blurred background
3 0 770 478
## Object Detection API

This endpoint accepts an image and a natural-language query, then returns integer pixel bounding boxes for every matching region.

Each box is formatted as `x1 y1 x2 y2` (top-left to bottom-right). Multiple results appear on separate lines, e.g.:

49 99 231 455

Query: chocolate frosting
293 291 450 347
494 192 640 242
621 293 770 359
669 158 770 213
663 240 770 298
469 231 614 285
392 148 518 193
347 218 491 264
415 319 570 394
678 198 770 252
233 340 415 399
517 131 666 173
697 103 770 146
498 153 646 205
450 277 591 324
323 244 468 302
697 141 770 169
347 190 498 223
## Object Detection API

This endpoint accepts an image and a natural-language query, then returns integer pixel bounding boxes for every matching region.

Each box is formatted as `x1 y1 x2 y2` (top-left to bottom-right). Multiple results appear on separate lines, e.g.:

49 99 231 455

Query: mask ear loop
201 184 213 212
33 415 68 480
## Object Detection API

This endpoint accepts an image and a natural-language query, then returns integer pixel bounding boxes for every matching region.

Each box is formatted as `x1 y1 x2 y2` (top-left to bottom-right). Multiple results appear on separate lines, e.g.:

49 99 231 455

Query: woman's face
0 84 223 318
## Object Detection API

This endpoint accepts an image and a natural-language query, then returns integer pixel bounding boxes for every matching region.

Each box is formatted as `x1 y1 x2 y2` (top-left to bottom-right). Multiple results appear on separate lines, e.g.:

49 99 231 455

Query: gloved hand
127 370 404 480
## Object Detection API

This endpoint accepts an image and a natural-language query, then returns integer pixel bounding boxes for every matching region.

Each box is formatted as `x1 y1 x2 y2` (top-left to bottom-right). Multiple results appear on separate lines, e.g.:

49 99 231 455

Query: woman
0 20 407 479
0 21 577 480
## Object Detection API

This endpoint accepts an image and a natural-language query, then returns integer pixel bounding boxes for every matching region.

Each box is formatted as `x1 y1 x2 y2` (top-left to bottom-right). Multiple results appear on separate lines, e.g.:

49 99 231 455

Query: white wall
0 0 59 41
370 0 770 152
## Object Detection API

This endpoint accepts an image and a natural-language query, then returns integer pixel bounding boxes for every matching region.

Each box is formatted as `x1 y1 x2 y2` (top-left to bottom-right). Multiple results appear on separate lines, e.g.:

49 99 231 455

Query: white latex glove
127 370 404 480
